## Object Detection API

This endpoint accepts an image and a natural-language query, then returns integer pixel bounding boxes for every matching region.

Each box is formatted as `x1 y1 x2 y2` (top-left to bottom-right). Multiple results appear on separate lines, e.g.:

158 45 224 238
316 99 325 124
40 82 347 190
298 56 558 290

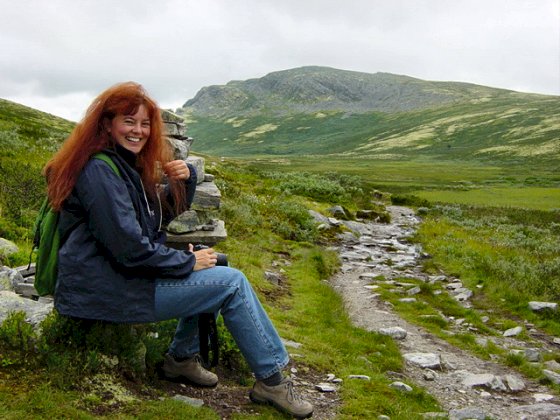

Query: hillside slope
0 98 74 164
181 67 560 163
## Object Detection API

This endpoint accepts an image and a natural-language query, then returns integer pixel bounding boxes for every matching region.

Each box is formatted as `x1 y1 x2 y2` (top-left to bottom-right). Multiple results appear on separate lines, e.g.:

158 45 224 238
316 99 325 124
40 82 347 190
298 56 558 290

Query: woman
45 82 313 419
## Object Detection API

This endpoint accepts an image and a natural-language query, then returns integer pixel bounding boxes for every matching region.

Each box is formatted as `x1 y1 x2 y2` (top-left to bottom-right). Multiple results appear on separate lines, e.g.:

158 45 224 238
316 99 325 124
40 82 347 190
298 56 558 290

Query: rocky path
329 206 560 420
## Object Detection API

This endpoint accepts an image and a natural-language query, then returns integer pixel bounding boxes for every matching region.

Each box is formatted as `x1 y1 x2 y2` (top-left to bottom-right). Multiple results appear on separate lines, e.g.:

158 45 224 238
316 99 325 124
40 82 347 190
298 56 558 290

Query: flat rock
503 326 523 337
390 381 412 392
448 407 488 420
403 353 441 370
543 369 560 385
528 301 558 312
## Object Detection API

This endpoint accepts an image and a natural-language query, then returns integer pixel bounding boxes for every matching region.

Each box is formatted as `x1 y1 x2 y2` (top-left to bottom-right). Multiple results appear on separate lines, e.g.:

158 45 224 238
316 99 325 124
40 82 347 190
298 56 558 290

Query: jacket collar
114 144 139 168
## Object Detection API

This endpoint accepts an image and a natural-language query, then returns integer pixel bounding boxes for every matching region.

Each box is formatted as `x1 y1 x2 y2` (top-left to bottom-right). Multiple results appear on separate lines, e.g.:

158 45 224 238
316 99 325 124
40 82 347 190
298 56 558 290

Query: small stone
407 286 421 296
503 326 523 337
423 369 438 381
172 395 204 407
326 373 336 382
504 374 525 392
399 298 417 303
475 337 488 347
544 360 560 371
454 290 473 301
543 369 560 384
315 383 337 392
390 381 412 392
379 326 407 340
533 393 555 402
524 348 541 362
479 391 491 398
528 301 558 312
348 375 370 381
282 339 303 349
448 407 488 420
378 416 390 420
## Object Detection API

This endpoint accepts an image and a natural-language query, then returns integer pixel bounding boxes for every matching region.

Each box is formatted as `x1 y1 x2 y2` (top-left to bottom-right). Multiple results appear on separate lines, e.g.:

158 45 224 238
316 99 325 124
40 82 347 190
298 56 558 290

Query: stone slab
166 220 227 248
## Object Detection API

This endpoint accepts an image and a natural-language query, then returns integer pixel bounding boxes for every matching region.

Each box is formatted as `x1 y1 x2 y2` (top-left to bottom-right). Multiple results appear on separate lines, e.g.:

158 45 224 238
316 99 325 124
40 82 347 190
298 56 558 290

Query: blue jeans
154 266 289 380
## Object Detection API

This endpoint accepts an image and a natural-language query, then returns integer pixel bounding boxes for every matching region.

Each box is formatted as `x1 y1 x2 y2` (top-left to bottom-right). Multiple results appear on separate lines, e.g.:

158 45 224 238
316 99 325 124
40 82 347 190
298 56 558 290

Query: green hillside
183 67 560 165
0 98 74 164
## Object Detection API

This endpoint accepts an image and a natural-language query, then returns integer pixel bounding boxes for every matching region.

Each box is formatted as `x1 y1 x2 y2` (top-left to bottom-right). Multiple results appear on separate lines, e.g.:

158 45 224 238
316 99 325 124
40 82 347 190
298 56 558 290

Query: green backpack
32 153 120 296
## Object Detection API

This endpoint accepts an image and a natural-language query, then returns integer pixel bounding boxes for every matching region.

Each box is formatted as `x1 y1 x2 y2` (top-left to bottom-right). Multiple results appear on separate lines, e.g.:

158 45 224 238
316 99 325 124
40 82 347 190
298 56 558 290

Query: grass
413 187 560 210
2 93 560 417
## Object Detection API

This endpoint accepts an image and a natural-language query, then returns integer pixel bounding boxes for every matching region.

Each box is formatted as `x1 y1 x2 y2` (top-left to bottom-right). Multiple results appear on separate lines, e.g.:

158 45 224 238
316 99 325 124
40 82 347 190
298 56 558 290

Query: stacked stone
161 110 227 249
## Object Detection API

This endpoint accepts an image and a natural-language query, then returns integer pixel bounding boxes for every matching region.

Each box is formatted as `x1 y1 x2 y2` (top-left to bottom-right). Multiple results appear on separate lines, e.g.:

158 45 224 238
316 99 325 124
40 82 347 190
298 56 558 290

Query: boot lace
285 379 304 404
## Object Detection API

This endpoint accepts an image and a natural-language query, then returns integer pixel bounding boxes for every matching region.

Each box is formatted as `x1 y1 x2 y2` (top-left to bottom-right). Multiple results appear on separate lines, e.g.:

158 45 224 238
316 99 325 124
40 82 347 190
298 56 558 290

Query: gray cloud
1 0 558 120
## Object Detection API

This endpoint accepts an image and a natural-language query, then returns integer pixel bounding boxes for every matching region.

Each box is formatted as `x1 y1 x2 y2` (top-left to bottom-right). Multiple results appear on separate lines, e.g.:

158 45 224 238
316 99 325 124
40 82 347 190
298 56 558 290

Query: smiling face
107 104 151 154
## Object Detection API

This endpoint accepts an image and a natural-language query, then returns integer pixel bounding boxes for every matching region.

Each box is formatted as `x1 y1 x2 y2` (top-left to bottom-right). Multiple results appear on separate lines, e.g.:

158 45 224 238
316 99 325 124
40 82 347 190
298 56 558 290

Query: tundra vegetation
1 68 560 418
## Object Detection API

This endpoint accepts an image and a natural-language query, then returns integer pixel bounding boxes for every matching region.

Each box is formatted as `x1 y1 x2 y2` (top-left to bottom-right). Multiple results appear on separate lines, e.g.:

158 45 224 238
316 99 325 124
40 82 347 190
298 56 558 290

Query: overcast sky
1 0 559 121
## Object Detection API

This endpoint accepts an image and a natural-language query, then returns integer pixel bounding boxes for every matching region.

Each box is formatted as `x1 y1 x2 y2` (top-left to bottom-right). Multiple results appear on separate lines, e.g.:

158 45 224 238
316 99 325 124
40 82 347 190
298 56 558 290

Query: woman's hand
189 244 218 271
163 160 190 181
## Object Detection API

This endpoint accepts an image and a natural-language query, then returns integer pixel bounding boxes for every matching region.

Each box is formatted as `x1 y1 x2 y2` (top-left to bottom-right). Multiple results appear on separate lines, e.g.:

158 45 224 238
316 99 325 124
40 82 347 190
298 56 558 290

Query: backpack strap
198 313 220 368
92 153 121 177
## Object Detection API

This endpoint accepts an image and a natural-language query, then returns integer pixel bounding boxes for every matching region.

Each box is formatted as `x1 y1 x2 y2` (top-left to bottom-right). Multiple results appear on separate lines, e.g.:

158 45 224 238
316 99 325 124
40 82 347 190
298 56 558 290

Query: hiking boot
250 377 313 418
162 353 218 387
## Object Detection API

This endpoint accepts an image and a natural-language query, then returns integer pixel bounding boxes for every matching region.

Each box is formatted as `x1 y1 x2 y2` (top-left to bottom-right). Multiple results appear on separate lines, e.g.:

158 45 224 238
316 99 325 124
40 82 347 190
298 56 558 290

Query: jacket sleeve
74 160 195 278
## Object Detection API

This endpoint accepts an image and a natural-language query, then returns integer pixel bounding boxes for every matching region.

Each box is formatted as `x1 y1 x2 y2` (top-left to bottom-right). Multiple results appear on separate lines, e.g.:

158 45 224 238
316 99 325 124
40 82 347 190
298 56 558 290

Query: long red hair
45 81 185 212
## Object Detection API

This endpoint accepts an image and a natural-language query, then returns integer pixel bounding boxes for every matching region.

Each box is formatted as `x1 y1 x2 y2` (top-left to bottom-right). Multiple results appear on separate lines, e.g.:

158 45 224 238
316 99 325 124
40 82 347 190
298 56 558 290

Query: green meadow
1 93 560 418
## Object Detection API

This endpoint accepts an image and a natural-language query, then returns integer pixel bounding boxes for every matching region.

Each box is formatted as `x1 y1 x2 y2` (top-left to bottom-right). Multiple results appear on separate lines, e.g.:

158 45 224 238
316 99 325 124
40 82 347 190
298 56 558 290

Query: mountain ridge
182 66 544 117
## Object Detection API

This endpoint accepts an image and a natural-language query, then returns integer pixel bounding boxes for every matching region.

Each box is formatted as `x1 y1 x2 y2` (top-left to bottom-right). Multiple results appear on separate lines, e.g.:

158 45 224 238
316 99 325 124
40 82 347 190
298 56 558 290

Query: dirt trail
329 206 560 419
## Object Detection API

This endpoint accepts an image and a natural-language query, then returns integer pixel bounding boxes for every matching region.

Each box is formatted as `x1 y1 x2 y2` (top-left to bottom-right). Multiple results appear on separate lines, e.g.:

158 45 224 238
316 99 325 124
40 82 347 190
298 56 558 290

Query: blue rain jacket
54 146 196 322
